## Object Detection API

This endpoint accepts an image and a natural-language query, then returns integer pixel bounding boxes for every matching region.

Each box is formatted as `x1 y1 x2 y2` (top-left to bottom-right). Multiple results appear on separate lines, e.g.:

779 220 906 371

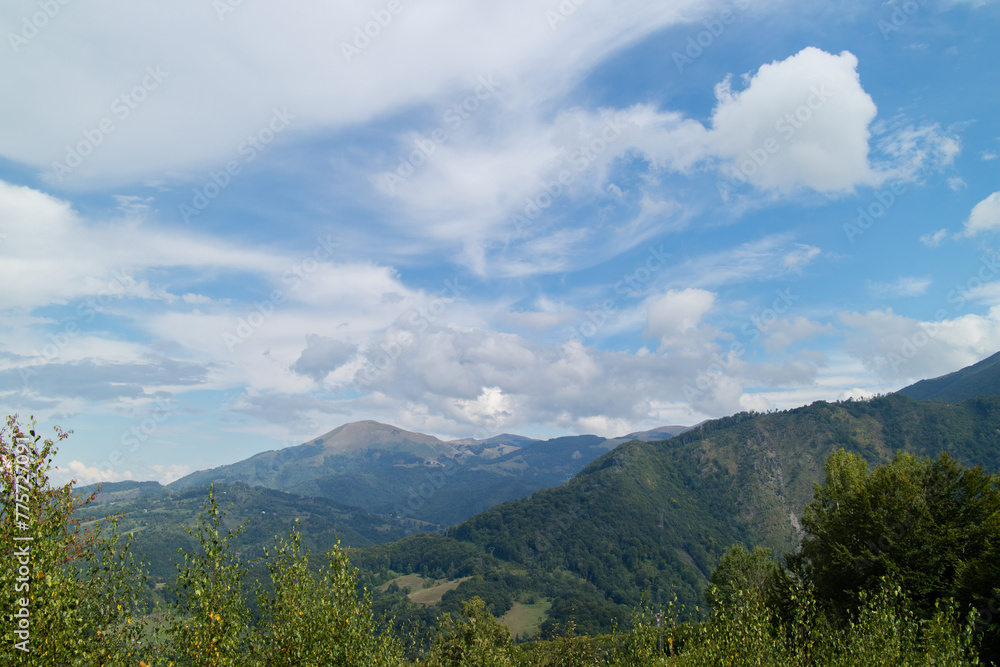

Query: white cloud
920 228 948 247
645 288 716 346
867 276 932 298
871 121 960 183
0 0 712 187
840 307 1000 382
782 244 821 272
963 281 1000 306
948 177 967 191
0 180 282 310
962 191 1000 236
709 48 878 193
762 317 834 354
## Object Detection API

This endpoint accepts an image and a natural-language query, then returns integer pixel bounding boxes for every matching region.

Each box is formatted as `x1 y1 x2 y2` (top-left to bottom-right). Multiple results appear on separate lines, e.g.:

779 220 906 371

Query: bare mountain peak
303 419 453 456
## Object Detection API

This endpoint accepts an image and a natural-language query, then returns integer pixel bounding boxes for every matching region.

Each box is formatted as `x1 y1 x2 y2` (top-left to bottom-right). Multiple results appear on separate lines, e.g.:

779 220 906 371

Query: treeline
1 415 998 665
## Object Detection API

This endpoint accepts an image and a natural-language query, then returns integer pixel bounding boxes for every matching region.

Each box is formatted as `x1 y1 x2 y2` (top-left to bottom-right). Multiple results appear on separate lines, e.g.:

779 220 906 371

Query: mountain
167 421 647 527
361 392 1000 635
898 350 1000 403
76 481 414 589
599 423 696 448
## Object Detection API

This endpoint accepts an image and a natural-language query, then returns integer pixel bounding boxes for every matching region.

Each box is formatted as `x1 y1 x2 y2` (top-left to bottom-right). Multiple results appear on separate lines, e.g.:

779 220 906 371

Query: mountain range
81 351 1000 637
164 420 692 528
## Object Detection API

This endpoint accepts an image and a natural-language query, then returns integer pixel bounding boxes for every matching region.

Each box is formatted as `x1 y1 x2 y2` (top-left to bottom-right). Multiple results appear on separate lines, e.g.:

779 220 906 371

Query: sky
1 0 998 486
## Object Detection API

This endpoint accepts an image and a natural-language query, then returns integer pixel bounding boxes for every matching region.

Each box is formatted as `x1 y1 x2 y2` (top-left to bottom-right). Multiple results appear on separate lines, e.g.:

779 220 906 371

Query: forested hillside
382 393 1000 632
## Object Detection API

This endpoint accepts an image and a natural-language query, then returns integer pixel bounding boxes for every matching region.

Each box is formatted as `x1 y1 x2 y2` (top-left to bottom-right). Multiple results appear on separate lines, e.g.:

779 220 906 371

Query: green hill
76 481 414 588
898 350 1000 402
360 393 1000 636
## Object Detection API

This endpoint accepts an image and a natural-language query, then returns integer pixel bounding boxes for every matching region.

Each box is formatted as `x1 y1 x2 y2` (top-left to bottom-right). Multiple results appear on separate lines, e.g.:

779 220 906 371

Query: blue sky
1 0 998 485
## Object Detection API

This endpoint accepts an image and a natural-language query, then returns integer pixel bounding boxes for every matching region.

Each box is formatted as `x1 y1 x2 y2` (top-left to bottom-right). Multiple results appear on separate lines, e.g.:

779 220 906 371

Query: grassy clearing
407 576 472 606
377 572 431 593
500 599 551 639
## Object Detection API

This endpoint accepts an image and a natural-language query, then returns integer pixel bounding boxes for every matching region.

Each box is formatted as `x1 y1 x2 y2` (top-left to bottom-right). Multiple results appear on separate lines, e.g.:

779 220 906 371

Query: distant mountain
897 350 1000 403
599 423 696 448
167 420 664 528
409 393 1000 631
76 481 413 588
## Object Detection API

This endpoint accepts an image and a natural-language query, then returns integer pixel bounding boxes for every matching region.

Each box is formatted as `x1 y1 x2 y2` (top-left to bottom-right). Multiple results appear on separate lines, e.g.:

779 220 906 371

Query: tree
0 415 146 665
703 544 780 611
423 597 519 667
791 448 1000 661
256 524 405 666
162 486 257 666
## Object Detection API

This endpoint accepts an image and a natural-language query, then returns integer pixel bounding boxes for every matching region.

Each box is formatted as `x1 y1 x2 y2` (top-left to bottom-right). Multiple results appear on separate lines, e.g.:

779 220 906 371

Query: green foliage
257 524 406 666
161 486 256 666
703 545 780 611
2 413 998 665
0 415 146 666
670 579 981 666
422 597 519 667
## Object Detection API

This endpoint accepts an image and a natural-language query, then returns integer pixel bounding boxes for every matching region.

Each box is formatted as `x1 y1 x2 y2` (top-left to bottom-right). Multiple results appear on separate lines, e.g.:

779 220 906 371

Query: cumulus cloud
645 288 716 347
962 192 1000 236
709 47 879 193
840 307 1000 382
